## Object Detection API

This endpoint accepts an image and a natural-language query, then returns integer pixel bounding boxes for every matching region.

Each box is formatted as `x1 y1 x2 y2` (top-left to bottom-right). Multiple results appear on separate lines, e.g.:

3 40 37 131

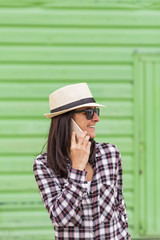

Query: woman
33 83 131 240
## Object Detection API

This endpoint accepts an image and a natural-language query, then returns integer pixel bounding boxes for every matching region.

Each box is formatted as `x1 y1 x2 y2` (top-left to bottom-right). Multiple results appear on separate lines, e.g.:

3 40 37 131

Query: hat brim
44 103 105 119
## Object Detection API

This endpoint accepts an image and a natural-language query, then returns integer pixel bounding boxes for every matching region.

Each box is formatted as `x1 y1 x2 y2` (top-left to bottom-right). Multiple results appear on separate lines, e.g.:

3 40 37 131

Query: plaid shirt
33 143 131 240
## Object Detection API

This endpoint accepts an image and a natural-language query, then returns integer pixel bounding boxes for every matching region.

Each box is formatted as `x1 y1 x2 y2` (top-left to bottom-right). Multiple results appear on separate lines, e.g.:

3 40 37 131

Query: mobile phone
71 118 83 138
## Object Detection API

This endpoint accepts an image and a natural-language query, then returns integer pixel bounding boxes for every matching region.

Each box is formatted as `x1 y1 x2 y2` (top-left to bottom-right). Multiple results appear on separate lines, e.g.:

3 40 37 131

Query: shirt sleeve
116 148 128 222
33 158 88 227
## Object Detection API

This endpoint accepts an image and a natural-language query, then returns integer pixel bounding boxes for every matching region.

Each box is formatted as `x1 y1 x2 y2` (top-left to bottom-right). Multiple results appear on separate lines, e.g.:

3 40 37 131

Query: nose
92 112 100 122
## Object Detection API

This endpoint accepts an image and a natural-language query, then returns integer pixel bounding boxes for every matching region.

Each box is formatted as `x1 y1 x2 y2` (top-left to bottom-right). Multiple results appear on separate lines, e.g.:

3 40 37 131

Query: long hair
47 111 96 178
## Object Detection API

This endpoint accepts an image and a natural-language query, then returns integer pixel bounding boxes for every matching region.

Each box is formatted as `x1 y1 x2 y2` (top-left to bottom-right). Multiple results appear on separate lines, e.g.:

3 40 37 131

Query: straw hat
44 83 105 118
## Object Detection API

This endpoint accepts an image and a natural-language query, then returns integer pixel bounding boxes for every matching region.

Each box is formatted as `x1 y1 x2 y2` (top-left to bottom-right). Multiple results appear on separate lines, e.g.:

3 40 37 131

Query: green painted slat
0 193 41 203
0 0 53 7
0 137 133 154
124 191 134 209
97 137 133 154
0 101 48 117
0 193 43 211
0 100 133 117
97 119 133 135
0 119 133 136
1 28 160 45
0 120 50 136
0 83 133 99
0 0 158 8
140 55 160 62
0 229 53 240
0 46 133 63
0 156 34 173
123 173 134 191
0 211 52 228
1 9 160 27
49 0 160 9
1 47 160 64
0 138 45 155
127 209 134 229
104 101 133 117
0 175 37 192
122 155 134 172
0 65 132 81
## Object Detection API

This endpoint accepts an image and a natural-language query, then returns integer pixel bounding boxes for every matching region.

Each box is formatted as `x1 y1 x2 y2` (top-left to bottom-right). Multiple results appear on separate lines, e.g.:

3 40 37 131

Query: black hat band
50 97 96 113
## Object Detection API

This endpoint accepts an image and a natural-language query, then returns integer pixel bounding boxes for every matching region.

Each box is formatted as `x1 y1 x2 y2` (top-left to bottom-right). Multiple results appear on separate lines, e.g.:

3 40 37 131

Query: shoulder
33 152 47 166
96 142 121 159
96 142 120 153
33 153 65 187
33 152 52 174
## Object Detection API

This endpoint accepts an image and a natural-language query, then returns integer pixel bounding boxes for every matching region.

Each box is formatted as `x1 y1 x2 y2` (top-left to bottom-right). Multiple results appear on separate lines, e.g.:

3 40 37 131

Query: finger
77 131 87 144
83 135 90 147
86 140 91 153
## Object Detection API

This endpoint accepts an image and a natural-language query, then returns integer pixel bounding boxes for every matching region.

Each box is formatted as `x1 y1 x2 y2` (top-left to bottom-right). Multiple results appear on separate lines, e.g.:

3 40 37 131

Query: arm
33 131 91 227
33 158 88 227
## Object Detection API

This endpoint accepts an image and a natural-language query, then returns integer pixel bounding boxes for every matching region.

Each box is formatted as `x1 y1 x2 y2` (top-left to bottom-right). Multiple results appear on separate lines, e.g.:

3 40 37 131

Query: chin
89 134 96 139
87 129 96 139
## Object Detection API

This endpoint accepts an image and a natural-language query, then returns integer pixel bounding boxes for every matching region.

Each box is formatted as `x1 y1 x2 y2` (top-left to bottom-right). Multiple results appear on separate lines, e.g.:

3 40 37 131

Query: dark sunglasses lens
95 108 100 116
86 109 93 120
86 108 100 120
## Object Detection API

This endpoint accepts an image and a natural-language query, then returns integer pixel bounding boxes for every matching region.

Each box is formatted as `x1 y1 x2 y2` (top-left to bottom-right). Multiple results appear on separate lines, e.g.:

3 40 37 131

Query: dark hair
47 111 96 178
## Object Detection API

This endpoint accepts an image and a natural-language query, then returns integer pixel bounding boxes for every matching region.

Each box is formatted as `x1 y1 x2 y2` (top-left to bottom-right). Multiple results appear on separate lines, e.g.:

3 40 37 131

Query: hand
70 131 91 171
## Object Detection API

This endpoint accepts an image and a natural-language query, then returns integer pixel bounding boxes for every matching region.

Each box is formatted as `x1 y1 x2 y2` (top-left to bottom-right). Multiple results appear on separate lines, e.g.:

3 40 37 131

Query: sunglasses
74 108 100 120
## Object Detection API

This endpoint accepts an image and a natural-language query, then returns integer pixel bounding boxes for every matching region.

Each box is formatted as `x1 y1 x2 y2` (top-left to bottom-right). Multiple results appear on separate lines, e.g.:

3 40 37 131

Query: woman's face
72 107 100 139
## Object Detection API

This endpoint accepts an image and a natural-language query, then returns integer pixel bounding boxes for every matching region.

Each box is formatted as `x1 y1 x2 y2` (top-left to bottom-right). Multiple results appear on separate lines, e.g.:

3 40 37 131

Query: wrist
72 164 85 171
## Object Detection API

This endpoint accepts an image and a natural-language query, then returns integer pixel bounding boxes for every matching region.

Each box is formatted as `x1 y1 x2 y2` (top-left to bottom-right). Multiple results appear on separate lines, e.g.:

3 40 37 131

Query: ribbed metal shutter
0 1 160 239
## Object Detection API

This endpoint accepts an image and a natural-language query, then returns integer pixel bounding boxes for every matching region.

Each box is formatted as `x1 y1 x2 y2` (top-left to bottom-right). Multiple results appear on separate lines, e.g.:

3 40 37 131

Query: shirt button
82 191 87 197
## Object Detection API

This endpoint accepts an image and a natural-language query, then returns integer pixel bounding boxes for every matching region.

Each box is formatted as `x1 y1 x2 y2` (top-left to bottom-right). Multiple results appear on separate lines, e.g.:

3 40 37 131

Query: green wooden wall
0 1 160 239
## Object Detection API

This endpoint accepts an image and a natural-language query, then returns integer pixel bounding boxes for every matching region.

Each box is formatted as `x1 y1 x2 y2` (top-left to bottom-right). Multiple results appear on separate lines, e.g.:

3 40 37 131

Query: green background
0 0 160 239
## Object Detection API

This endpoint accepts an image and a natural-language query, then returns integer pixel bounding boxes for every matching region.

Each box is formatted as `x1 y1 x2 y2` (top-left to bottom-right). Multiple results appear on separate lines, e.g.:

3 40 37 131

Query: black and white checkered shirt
33 142 131 240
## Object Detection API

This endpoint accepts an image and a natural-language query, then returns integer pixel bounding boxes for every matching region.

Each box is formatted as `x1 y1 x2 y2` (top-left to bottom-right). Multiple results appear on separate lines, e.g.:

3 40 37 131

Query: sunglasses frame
74 108 100 120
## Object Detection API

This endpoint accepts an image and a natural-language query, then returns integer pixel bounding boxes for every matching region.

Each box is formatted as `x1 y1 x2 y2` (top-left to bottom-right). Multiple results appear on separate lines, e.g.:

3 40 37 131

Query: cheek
80 123 87 131
79 122 89 131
